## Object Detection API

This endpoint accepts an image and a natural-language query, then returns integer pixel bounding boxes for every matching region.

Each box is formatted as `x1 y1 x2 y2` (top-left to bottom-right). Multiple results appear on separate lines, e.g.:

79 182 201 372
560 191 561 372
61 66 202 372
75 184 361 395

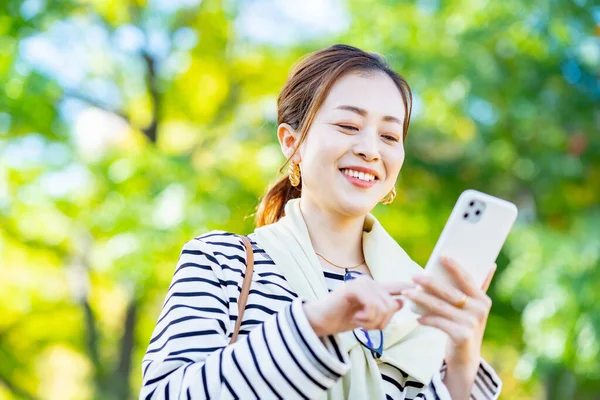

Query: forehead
318 71 406 121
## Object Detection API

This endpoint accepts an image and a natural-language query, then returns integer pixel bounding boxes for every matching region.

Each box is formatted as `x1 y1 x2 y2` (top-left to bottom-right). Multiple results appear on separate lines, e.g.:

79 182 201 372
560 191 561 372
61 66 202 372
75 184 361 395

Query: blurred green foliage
0 0 598 399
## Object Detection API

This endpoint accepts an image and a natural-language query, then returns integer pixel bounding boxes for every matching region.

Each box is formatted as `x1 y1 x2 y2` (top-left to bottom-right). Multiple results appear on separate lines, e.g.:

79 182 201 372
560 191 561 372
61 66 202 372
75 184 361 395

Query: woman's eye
383 135 399 142
337 124 358 131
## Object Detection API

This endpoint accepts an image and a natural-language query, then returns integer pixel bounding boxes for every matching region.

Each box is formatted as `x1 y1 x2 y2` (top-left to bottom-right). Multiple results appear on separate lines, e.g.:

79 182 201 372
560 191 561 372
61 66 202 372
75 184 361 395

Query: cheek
398 148 406 167
303 126 346 162
387 147 406 175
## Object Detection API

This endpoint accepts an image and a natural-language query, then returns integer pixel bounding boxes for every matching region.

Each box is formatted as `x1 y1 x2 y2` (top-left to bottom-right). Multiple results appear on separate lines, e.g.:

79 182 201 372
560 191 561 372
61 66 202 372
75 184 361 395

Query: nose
353 128 380 161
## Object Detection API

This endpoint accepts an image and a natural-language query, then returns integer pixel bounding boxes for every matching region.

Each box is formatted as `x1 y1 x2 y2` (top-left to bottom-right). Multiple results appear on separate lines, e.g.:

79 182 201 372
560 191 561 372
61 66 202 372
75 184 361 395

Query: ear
277 123 302 163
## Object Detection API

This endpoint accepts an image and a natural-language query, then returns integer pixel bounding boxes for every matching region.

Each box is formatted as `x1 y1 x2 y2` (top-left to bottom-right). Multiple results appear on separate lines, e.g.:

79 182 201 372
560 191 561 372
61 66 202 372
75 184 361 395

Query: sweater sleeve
140 236 350 400
415 358 502 399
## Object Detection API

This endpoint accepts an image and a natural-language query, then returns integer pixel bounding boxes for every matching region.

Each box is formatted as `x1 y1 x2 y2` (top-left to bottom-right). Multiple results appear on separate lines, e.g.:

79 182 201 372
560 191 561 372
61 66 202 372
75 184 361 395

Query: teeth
341 169 376 182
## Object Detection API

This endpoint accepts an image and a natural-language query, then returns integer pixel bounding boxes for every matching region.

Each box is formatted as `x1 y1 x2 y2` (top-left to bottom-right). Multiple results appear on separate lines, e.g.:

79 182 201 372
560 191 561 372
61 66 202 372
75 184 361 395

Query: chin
335 196 376 217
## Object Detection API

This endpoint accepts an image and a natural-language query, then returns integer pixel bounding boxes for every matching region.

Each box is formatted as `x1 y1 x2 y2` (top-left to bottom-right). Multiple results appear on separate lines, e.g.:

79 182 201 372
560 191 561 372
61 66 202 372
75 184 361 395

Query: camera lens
464 213 469 218
475 210 480 215
469 201 474 207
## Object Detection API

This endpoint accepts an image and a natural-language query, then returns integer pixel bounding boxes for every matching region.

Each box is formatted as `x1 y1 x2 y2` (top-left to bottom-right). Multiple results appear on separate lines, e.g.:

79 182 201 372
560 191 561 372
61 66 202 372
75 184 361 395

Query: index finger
381 281 417 295
440 256 482 298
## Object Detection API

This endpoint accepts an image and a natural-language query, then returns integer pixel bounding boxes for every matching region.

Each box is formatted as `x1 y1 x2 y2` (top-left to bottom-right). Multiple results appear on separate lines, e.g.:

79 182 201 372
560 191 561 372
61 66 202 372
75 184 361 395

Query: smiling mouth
339 168 379 182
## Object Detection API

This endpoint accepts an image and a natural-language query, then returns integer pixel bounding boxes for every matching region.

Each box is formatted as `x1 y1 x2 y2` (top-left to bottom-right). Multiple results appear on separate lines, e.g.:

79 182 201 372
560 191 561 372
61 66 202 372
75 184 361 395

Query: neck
298 197 366 266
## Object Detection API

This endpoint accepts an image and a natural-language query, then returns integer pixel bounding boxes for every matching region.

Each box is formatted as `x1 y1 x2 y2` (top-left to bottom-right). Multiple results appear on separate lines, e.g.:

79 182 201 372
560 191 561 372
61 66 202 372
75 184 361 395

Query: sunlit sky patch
235 0 349 46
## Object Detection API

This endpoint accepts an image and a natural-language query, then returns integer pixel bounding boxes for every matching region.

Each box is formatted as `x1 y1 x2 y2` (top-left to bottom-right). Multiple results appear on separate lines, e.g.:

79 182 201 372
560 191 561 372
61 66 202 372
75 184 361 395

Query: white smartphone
409 189 518 315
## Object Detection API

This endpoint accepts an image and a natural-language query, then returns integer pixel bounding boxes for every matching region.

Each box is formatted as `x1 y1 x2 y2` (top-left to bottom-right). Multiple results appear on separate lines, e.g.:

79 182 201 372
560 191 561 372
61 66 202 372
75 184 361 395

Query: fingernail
404 288 417 297
442 256 454 265
413 275 427 283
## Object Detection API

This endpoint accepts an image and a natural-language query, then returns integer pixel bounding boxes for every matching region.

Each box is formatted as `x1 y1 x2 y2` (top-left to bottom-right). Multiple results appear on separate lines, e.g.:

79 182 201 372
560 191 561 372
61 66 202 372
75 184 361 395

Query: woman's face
281 70 407 218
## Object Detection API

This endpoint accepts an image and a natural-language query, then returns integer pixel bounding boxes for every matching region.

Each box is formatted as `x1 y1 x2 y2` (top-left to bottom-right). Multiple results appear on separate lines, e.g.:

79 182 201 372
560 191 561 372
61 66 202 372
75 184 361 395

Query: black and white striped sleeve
415 358 502 400
466 359 502 400
140 238 350 399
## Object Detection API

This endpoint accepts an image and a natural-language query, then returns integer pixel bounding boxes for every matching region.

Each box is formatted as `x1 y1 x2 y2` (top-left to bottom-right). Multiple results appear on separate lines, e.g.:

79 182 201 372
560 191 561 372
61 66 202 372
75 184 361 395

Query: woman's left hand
403 256 496 379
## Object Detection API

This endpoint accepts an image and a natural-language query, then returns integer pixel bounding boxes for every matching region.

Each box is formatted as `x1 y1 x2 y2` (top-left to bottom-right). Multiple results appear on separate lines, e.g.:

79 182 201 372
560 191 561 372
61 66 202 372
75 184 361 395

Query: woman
140 44 502 399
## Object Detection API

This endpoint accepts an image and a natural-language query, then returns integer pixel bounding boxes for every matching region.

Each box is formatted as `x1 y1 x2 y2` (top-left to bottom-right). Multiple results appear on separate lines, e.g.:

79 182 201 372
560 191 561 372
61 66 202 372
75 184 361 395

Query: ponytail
255 172 302 227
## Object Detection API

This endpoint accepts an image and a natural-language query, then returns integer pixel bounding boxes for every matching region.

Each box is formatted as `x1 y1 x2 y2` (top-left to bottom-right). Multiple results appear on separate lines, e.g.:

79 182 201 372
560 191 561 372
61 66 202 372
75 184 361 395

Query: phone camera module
464 199 486 223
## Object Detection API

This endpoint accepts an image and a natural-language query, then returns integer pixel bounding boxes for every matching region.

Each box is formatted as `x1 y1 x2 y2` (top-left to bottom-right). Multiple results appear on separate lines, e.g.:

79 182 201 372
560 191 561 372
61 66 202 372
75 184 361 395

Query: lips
340 168 376 182
339 169 378 188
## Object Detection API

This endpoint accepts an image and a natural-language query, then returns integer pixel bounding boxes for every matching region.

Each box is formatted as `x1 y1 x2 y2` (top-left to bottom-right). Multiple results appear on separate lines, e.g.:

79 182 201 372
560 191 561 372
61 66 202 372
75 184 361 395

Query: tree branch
62 89 131 124
112 296 138 400
81 299 102 374
68 234 106 393
142 52 160 143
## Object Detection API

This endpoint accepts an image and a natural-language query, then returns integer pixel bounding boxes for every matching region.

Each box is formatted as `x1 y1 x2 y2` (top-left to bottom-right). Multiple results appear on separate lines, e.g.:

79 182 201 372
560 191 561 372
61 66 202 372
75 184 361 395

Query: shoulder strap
229 235 254 344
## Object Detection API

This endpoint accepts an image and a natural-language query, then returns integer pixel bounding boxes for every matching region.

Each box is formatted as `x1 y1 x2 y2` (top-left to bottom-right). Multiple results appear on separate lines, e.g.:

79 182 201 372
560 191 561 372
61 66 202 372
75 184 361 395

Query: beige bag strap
229 235 254 344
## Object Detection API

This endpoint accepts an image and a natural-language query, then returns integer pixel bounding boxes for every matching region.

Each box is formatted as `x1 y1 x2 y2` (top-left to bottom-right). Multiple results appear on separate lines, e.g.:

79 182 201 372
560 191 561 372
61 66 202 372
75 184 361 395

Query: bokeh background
1 0 599 399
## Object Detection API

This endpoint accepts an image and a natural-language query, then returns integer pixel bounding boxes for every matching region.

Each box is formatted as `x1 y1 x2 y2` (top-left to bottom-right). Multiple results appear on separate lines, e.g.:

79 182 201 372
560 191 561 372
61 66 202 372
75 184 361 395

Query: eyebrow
334 105 403 125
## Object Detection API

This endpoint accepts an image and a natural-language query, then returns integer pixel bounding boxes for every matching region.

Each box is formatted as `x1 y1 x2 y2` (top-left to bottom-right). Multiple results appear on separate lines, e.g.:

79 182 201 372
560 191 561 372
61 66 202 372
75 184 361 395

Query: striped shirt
140 231 502 399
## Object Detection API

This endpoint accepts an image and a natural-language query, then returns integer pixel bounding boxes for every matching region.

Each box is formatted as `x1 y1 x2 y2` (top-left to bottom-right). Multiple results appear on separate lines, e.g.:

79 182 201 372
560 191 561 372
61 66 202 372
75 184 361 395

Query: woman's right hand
303 276 416 336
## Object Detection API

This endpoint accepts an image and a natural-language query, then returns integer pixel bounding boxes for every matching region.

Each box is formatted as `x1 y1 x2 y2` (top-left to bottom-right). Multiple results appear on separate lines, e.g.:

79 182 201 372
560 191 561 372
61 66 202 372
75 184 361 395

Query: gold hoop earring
288 163 301 187
381 186 396 205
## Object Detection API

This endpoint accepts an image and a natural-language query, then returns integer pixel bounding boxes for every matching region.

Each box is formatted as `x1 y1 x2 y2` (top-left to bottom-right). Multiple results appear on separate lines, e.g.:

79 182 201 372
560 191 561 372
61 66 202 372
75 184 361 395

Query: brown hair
255 44 413 227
